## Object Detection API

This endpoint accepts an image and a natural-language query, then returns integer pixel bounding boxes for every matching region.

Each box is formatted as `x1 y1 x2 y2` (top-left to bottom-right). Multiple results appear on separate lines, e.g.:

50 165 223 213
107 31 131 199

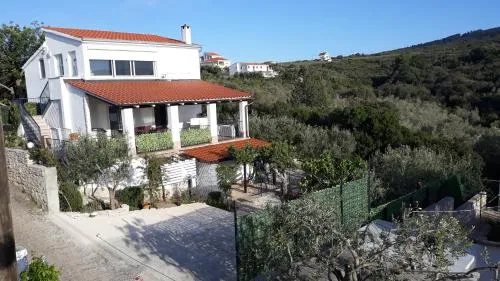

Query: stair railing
15 99 42 146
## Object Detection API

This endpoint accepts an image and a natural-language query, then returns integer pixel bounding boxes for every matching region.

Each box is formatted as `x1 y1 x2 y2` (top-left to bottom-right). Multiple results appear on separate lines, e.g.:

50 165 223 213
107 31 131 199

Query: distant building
200 52 230 68
318 51 332 62
229 62 278 78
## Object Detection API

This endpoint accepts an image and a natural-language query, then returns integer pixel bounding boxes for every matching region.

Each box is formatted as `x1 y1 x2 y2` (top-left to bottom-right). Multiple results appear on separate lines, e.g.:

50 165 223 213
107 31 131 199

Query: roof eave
42 28 83 42
82 38 201 48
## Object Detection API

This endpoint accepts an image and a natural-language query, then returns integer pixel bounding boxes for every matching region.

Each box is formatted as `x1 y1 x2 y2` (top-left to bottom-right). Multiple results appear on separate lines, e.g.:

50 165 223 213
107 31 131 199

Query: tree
144 155 166 202
474 134 500 180
258 199 475 281
230 144 258 193
263 141 297 198
0 22 44 98
300 152 367 192
216 164 237 198
62 134 130 209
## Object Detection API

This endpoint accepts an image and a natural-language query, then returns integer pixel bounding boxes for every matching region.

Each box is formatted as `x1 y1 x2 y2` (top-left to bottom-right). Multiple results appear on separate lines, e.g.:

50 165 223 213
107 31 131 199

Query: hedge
181 128 212 147
136 131 173 153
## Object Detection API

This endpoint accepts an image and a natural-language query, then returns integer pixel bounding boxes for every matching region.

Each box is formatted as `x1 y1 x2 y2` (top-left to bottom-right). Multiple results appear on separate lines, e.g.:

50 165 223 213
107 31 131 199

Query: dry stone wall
5 148 59 213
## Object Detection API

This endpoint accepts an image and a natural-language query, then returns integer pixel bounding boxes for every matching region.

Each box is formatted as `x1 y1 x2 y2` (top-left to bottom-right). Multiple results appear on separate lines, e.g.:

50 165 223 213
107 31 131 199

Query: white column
167 105 181 150
238 101 248 138
83 96 92 134
120 108 136 156
207 103 218 143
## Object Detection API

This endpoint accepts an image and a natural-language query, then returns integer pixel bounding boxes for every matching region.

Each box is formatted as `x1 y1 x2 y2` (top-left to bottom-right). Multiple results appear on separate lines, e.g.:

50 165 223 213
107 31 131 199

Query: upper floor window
69 51 78 77
39 59 46 79
134 61 154 76
115 60 132 76
90 60 112 76
55 54 64 76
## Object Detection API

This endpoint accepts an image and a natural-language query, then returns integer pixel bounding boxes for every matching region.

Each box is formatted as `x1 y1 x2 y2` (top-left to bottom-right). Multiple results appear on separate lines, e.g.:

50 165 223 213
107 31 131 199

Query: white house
21 25 255 156
228 62 278 78
200 52 230 69
318 51 332 62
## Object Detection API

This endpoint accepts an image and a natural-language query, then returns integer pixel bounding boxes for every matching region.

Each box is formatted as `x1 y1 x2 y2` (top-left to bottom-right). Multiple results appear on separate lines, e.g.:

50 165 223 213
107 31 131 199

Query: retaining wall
5 148 59 213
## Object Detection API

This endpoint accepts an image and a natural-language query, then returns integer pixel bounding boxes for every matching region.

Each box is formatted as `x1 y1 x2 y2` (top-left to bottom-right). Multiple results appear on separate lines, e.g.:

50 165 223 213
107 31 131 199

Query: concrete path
11 186 139 281
54 203 236 281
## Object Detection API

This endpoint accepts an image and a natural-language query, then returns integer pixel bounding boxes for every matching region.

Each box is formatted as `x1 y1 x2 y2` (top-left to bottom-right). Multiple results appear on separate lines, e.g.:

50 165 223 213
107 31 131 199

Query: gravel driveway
54 203 236 281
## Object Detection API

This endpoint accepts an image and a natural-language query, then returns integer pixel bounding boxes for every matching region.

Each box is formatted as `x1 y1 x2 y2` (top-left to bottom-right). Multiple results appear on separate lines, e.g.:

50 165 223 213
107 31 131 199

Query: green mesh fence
235 176 369 281
370 175 465 220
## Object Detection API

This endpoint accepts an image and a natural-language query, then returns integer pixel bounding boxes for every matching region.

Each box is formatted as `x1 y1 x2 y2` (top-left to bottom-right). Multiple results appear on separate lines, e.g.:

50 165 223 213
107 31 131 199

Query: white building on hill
228 62 278 78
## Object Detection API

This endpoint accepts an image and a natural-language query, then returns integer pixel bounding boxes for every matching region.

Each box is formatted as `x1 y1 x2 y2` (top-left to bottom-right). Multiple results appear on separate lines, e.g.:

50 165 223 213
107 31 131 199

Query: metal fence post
233 201 240 281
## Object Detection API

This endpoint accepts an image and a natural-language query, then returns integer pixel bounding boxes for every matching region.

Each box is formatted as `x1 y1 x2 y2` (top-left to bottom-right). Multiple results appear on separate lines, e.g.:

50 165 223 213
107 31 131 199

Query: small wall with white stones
5 148 59 213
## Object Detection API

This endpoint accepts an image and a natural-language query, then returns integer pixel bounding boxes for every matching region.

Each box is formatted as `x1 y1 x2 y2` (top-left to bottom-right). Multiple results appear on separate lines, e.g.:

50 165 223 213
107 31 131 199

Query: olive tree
63 134 130 209
230 144 258 193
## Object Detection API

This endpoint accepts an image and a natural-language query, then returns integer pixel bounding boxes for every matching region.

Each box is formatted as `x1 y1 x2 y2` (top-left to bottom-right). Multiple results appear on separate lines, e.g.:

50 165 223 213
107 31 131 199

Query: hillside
203 26 500 126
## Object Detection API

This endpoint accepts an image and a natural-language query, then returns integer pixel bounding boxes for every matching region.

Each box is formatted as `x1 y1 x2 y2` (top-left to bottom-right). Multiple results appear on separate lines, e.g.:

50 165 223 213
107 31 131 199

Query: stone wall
5 148 59 213
455 192 487 225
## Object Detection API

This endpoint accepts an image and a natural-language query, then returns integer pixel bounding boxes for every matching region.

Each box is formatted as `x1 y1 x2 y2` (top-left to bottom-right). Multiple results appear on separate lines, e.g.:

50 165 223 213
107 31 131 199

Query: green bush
59 181 83 212
136 131 173 153
21 257 59 281
116 186 144 210
24 102 39 116
29 148 57 167
181 128 211 147
206 191 228 210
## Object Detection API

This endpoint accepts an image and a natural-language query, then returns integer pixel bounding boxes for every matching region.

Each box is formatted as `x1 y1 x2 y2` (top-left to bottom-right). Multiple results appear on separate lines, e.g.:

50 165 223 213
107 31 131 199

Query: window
39 59 46 79
55 54 64 76
69 51 78 76
115 60 131 76
90 60 112 76
134 61 154 76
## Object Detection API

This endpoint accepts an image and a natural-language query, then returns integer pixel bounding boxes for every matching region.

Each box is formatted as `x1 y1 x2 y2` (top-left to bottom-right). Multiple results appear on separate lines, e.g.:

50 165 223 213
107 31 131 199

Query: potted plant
69 132 80 141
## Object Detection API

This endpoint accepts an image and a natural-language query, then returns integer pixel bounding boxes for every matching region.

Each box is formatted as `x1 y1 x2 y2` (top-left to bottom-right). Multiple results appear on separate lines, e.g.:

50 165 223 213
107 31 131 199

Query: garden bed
181 128 211 147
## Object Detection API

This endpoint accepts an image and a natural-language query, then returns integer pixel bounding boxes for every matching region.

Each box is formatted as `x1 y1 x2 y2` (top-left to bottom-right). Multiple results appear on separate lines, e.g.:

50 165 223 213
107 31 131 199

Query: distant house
229 62 278 78
319 51 332 62
200 52 230 68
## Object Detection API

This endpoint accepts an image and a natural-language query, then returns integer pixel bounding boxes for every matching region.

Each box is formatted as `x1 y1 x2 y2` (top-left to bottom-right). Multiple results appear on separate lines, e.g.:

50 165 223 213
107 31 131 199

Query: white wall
83 41 201 80
133 107 155 127
65 86 88 133
24 45 48 100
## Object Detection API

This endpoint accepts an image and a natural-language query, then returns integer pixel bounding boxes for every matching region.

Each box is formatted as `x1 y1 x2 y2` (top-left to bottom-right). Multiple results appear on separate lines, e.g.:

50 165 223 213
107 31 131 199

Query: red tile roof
205 52 220 55
65 79 252 105
202 57 228 63
43 26 185 44
182 138 270 163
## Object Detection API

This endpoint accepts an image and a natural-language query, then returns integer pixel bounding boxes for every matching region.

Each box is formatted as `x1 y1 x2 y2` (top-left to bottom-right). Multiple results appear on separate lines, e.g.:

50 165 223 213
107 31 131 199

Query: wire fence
234 176 370 281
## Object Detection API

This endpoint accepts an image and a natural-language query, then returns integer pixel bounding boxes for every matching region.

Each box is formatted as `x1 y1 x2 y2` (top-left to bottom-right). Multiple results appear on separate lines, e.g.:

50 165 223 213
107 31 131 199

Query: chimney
181 24 192 44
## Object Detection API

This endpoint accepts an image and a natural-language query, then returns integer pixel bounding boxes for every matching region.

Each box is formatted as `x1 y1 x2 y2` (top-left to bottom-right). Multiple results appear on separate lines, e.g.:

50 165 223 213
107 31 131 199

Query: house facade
228 62 278 78
318 51 332 62
22 25 252 156
200 52 230 68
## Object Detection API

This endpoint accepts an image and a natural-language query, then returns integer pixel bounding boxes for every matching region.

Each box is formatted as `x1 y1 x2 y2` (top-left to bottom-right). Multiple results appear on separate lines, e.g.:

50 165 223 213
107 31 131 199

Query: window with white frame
69 51 78 76
134 61 154 76
54 54 64 76
90 60 112 76
115 60 132 76
39 59 46 79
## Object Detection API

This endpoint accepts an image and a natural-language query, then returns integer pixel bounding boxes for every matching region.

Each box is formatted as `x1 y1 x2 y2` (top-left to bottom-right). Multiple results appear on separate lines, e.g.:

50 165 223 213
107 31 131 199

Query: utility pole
0 83 18 280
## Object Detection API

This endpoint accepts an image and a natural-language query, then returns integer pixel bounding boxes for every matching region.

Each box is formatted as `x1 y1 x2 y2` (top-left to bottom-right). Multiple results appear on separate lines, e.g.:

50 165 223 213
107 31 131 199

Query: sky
2 0 499 62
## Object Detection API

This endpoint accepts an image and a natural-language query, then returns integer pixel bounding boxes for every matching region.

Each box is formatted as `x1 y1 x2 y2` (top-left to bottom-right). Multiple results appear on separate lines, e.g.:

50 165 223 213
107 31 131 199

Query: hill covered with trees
203 26 500 203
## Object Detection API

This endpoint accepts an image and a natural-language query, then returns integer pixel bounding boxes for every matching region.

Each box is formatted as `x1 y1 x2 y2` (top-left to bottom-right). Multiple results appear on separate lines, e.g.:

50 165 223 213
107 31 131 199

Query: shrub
172 188 182 206
116 186 144 210
24 102 38 116
136 131 173 153
206 191 228 210
29 148 57 167
216 164 237 197
59 181 83 212
21 257 59 281
181 128 211 147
